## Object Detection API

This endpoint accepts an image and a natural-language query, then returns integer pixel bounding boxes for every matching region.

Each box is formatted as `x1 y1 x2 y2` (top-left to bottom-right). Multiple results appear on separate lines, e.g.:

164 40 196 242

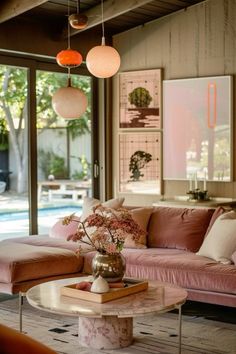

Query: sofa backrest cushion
147 207 214 252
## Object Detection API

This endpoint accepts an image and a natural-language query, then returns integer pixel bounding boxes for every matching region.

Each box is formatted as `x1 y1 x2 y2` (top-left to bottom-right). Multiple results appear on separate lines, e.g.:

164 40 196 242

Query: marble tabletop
26 276 187 319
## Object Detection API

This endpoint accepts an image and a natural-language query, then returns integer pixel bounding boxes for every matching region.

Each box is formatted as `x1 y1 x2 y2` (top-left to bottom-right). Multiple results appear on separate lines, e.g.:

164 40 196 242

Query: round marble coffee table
26 276 187 352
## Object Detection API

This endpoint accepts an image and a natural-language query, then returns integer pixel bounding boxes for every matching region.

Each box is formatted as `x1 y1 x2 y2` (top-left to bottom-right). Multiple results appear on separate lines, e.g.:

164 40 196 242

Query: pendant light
52 0 87 119
86 0 121 78
69 0 88 30
56 0 82 68
52 73 88 119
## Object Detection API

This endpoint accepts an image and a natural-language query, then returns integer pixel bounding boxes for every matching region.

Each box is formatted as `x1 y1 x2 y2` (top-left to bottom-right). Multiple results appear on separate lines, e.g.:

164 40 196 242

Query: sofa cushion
147 207 214 252
232 251 236 265
82 248 236 296
0 243 83 284
205 206 226 236
124 207 153 248
197 211 236 264
81 196 125 221
49 216 80 239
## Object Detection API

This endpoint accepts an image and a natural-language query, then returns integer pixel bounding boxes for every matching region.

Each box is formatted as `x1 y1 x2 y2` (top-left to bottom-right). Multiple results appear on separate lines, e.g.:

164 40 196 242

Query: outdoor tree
0 65 91 193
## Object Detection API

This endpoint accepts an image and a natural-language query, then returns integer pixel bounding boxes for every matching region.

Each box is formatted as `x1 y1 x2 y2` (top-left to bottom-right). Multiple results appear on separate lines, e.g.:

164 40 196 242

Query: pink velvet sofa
1 205 236 309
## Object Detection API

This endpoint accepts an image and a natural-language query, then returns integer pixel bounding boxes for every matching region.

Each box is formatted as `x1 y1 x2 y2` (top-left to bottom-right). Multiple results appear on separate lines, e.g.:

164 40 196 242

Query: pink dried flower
63 205 145 255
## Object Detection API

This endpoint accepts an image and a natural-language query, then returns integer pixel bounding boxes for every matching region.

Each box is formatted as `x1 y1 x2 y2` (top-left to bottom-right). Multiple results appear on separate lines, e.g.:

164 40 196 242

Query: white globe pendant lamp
52 77 88 119
86 36 120 78
86 0 121 78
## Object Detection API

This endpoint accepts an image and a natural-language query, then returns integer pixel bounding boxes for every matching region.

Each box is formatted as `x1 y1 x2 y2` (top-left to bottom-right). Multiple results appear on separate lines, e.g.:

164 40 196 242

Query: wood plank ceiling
0 0 206 38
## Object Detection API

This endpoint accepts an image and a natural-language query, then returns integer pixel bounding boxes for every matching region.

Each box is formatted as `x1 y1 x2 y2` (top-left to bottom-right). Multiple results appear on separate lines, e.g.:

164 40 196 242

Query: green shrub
128 87 152 108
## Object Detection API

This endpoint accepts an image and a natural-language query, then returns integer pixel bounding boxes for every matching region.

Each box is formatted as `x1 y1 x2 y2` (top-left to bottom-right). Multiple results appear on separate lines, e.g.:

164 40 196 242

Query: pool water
0 206 82 222
0 206 82 241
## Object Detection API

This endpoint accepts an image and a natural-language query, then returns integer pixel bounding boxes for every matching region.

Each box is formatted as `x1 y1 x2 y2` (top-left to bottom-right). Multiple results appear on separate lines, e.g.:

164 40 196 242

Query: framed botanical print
119 69 162 129
118 132 161 194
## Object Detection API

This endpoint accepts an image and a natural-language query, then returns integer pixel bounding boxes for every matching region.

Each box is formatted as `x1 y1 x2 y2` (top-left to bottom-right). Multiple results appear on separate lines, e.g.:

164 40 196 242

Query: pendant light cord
77 0 80 14
68 0 71 49
101 0 105 45
67 0 71 84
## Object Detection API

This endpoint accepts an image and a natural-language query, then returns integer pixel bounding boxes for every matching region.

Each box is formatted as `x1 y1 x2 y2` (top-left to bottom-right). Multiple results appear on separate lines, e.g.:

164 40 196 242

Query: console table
153 197 236 209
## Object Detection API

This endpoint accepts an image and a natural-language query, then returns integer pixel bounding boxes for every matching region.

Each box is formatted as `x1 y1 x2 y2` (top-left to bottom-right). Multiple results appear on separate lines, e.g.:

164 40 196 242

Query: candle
189 178 193 191
194 173 198 189
204 172 207 191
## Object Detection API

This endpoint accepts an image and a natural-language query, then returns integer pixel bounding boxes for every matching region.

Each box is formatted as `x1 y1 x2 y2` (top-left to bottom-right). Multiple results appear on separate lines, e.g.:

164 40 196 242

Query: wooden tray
61 278 148 303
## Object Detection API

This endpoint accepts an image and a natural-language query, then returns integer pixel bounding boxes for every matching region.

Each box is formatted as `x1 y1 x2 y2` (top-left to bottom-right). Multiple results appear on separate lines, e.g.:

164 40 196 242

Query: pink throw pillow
147 207 214 252
49 216 80 239
124 207 153 248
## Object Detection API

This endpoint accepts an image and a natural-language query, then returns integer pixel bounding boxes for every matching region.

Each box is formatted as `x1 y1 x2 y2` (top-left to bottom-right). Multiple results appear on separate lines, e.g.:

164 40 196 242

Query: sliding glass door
0 55 98 241
0 63 29 240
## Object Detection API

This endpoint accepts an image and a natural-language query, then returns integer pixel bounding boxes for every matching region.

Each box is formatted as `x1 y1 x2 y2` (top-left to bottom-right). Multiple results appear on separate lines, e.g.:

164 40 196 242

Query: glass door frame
0 52 99 235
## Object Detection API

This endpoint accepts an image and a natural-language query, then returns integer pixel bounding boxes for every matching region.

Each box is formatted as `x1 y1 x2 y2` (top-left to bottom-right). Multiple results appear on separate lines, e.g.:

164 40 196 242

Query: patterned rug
0 297 235 354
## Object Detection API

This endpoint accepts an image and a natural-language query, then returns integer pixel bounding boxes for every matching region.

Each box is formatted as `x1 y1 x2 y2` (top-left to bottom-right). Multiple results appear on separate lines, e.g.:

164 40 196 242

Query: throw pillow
49 216 80 239
124 207 153 248
196 210 236 264
205 206 226 236
148 207 214 252
231 251 236 265
80 196 125 221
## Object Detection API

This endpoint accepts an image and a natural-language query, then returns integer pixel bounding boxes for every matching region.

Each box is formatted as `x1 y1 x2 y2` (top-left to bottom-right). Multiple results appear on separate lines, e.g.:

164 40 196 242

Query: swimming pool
0 205 82 222
0 205 83 241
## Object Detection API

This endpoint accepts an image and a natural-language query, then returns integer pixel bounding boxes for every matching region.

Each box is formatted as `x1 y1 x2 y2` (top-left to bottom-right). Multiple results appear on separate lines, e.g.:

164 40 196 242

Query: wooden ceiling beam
0 0 49 24
64 0 154 38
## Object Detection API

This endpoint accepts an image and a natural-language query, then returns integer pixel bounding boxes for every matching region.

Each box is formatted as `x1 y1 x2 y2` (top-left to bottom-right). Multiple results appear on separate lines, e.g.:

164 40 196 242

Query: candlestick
189 178 193 191
194 173 198 189
204 172 207 191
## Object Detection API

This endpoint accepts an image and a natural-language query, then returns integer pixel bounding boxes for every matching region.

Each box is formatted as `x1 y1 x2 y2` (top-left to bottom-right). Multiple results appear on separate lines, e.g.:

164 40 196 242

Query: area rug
0 298 235 354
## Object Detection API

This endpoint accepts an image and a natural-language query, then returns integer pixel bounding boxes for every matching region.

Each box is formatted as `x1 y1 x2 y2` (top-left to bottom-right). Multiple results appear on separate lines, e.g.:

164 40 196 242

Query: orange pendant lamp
86 0 121 78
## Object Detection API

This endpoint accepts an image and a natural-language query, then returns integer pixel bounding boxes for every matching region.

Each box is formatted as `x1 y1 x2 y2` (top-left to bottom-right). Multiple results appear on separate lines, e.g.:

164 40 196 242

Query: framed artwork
163 76 233 182
119 69 162 129
119 132 161 194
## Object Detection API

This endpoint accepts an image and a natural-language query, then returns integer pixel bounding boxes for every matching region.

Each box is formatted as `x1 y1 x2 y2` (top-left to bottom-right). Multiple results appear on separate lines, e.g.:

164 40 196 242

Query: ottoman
0 242 84 331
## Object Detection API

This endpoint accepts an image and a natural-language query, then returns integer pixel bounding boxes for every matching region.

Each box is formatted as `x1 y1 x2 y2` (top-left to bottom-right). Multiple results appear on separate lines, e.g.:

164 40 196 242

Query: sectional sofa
0 203 236 310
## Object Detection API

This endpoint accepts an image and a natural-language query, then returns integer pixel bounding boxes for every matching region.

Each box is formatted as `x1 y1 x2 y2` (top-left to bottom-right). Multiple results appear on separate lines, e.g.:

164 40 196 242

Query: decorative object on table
187 172 209 201
86 0 120 78
90 275 109 293
163 76 233 181
63 205 146 281
92 252 126 282
61 278 149 303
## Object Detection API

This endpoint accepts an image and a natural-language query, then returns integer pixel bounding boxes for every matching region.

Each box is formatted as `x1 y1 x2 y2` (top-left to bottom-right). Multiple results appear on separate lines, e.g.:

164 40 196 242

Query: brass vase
92 252 126 282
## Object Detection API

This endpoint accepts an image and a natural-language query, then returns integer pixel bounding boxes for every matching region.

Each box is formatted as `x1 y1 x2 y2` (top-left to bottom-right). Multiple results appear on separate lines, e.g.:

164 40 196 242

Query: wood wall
112 0 236 206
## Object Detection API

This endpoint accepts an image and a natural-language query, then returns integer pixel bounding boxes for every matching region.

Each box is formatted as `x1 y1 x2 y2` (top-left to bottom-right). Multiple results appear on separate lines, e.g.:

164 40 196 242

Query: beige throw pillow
196 211 236 264
80 196 125 221
124 207 153 248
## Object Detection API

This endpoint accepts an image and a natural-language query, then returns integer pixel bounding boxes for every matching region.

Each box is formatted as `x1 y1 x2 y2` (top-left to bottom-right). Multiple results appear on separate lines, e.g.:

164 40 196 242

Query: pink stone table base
78 316 133 349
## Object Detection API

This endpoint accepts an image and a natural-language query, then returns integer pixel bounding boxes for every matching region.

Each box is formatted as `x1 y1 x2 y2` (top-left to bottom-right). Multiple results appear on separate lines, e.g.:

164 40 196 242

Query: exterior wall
113 0 236 206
